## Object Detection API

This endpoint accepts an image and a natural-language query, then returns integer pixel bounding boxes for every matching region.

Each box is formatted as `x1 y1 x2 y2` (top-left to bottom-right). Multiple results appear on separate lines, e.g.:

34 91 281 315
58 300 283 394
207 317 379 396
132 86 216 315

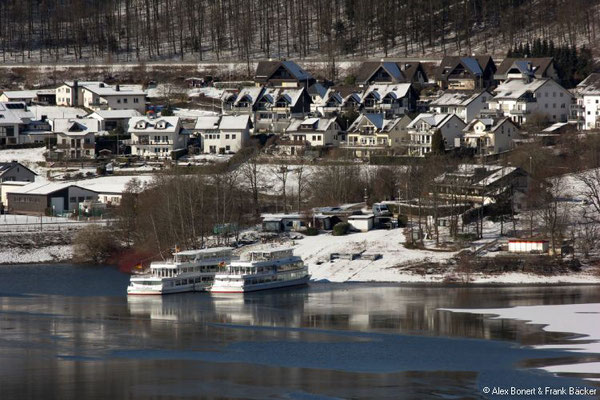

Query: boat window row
165 276 213 287
244 270 306 285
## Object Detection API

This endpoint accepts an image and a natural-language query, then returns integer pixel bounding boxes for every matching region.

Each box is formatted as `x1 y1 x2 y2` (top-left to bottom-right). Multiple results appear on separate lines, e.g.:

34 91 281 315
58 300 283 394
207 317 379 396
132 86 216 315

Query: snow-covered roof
54 118 101 134
28 105 87 121
231 86 264 106
407 113 454 129
286 117 337 133
76 175 154 194
464 117 514 133
1 90 38 99
88 109 141 119
5 181 95 196
348 114 406 133
83 84 146 97
194 115 221 130
430 91 488 107
361 83 412 103
492 78 557 100
129 117 180 133
219 115 250 130
542 122 569 132
0 102 33 124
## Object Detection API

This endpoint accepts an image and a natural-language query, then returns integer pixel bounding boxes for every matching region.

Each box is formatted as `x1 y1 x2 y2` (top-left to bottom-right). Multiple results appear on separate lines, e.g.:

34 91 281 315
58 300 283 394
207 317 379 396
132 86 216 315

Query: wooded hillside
0 0 599 64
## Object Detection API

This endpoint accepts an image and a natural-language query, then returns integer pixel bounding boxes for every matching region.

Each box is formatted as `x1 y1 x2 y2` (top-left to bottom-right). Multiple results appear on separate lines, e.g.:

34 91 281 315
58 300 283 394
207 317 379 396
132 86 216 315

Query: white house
462 117 519 155
345 114 412 157
406 113 466 156
311 87 362 117
285 117 345 147
128 117 187 159
428 90 491 123
0 102 34 146
87 109 142 131
360 83 417 117
572 73 600 130
486 78 572 125
53 118 101 159
56 81 146 114
201 115 252 154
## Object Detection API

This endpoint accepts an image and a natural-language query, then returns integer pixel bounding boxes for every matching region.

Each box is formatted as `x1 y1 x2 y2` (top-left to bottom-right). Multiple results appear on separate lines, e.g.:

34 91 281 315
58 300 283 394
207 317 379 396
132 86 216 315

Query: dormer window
135 121 147 129
155 120 167 129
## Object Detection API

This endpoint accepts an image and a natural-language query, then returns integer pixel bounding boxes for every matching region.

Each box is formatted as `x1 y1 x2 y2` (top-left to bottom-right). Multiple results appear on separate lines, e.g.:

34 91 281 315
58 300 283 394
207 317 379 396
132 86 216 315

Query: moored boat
209 248 310 293
127 247 232 295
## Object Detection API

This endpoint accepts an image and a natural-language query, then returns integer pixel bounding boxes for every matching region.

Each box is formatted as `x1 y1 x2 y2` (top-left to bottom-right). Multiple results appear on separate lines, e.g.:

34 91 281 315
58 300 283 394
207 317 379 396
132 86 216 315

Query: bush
304 227 319 236
456 233 478 242
73 225 121 264
333 222 351 236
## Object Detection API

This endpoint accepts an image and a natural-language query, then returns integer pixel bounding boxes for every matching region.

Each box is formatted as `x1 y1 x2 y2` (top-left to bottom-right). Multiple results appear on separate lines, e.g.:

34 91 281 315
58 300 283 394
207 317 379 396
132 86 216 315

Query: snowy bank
0 245 73 264
440 303 600 379
246 229 600 284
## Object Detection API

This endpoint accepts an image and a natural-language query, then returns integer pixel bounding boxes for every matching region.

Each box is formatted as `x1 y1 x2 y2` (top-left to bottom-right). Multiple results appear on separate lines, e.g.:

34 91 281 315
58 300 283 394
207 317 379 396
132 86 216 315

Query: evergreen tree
549 40 555 57
532 38 541 57
518 43 524 57
524 42 531 57
542 39 549 56
431 130 445 155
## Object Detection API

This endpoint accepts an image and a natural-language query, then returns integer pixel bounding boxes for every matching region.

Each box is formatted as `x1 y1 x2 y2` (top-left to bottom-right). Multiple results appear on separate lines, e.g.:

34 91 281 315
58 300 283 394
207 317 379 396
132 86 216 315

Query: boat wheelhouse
127 247 232 295
210 248 310 293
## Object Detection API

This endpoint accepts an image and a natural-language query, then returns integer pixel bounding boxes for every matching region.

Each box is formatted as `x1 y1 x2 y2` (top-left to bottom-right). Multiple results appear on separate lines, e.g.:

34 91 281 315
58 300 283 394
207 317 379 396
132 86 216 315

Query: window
117 99 121 103
225 134 230 139
232 134 236 139
70 197 76 203
78 197 84 202
123 98 128 103
134 98 139 103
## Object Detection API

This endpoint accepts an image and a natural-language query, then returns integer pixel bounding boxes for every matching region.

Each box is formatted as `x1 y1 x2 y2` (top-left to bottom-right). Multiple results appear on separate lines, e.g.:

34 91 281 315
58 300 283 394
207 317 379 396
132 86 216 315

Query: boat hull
127 282 211 295
210 275 310 293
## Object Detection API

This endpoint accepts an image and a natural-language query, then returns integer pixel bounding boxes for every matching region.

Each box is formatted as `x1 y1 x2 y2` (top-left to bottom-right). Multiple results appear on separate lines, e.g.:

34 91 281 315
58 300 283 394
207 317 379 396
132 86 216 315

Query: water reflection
0 265 599 399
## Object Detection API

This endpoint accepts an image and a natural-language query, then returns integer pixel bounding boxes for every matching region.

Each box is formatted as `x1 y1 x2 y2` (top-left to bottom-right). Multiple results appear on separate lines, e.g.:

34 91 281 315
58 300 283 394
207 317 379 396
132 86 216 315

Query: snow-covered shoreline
0 245 73 265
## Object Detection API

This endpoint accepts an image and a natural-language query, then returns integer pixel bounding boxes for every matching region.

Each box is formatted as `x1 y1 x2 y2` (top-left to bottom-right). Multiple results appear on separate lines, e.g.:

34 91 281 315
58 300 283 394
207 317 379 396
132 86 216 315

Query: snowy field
441 303 600 380
0 147 46 166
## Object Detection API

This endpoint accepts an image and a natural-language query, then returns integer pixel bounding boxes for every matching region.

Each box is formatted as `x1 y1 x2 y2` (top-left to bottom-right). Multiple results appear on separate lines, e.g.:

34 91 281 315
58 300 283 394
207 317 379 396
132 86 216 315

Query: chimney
116 84 120 92
41 115 47 121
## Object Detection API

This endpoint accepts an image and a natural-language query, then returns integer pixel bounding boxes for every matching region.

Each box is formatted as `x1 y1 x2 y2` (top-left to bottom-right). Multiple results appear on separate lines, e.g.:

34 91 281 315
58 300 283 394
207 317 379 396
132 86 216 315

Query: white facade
348 215 374 232
462 118 518 155
202 115 251 154
488 78 572 125
129 117 187 159
429 91 491 123
286 117 344 147
407 113 466 157
508 240 549 253
56 81 146 114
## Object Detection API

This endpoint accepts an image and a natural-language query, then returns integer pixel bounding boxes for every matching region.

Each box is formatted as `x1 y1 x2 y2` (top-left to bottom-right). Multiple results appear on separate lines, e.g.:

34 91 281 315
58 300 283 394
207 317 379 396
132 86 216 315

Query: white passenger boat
127 247 232 295
209 248 310 293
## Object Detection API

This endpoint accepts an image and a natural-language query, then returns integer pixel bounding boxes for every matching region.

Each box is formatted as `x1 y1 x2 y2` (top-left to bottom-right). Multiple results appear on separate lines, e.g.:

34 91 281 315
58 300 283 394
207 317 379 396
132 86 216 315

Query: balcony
510 108 530 115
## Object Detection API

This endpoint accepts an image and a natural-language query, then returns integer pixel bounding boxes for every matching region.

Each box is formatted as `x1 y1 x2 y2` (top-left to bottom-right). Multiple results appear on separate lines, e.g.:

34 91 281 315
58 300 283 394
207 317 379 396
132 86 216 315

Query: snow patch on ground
0 147 46 173
440 303 600 378
0 245 73 264
173 108 219 118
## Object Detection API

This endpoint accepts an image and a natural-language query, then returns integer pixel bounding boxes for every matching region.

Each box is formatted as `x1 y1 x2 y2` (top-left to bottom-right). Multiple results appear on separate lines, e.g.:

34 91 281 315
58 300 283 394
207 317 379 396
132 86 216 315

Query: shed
348 214 374 232
508 239 549 254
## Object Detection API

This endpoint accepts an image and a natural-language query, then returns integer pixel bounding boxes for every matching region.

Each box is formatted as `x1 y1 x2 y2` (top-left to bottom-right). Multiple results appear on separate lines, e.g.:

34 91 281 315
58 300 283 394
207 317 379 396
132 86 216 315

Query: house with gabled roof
428 90 492 122
406 113 466 156
360 83 417 118
345 114 412 157
462 117 519 155
0 102 34 146
485 77 572 125
436 56 496 90
201 115 252 154
253 87 311 132
254 60 315 88
571 73 600 130
51 118 101 159
311 86 362 117
221 86 265 115
128 116 187 159
284 117 345 149
494 58 558 83
355 61 428 87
